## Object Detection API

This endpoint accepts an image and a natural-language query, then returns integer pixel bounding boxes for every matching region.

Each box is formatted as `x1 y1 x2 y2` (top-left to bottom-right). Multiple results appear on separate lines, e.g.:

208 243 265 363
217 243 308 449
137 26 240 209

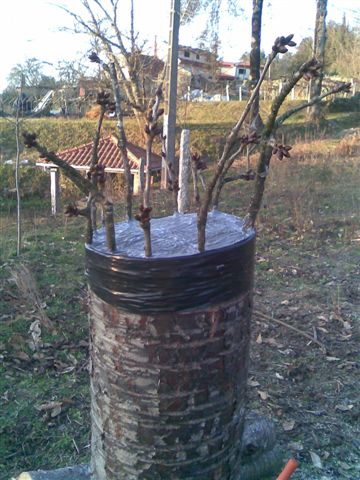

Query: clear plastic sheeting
88 211 254 258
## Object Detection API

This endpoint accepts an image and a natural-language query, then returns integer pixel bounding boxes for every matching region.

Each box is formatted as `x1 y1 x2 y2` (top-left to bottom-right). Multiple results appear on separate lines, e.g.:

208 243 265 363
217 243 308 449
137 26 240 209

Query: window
238 68 246 75
184 51 190 58
196 54 200 60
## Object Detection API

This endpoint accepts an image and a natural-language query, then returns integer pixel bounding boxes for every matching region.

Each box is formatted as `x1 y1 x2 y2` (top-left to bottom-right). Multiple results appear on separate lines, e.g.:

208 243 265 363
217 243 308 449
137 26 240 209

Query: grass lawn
1 112 360 479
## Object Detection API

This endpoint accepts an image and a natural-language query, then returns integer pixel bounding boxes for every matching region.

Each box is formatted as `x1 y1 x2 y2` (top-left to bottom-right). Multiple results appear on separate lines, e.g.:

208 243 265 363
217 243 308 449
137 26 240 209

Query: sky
0 0 358 92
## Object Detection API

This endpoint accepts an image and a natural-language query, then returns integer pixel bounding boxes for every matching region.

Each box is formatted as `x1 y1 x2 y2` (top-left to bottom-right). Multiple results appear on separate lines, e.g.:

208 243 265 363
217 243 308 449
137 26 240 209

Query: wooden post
239 86 243 101
50 167 60 216
178 129 190 213
133 172 140 195
139 157 145 193
226 83 230 101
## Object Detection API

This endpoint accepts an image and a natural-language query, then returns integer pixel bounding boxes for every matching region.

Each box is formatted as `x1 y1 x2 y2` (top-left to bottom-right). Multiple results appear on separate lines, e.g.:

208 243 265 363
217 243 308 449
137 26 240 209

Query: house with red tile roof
37 135 162 214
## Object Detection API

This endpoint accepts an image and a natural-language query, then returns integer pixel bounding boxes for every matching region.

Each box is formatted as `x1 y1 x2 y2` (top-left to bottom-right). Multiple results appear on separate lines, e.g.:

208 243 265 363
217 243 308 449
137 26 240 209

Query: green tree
325 20 360 77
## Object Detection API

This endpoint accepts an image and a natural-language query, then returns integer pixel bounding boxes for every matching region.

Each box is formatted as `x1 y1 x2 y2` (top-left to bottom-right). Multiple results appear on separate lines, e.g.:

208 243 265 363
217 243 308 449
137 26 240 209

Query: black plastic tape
85 232 255 314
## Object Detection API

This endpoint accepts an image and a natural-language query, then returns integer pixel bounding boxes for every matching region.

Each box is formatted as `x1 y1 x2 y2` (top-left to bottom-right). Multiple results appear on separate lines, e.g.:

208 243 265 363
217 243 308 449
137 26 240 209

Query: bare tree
309 0 328 120
61 0 163 126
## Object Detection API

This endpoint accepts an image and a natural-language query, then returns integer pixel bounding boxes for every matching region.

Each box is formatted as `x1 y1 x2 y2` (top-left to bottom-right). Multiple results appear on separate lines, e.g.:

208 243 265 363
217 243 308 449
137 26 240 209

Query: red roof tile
56 135 161 172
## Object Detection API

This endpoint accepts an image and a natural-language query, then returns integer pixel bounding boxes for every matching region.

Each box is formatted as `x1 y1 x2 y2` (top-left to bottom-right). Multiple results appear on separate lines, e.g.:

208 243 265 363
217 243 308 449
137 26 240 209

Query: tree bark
309 0 328 120
249 0 263 121
89 289 252 479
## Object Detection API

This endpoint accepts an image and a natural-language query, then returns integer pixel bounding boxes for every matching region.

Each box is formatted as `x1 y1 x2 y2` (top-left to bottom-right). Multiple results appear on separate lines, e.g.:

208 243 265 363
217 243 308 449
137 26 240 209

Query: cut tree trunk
86 232 255 479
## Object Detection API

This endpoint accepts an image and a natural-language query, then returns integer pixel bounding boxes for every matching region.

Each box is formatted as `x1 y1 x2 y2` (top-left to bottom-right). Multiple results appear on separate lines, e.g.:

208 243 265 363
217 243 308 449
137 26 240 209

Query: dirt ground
249 230 360 479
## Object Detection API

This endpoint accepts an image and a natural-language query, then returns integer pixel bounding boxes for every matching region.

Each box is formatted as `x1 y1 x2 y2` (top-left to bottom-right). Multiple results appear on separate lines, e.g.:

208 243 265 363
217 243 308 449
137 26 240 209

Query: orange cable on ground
276 458 299 480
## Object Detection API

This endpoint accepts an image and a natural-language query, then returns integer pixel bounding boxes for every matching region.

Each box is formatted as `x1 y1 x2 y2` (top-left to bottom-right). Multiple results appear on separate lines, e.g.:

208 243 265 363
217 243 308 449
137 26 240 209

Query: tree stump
86 231 255 479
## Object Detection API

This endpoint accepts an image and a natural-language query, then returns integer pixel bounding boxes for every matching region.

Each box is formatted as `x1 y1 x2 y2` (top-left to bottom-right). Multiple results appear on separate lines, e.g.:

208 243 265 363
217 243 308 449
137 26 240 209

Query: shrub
0 164 49 199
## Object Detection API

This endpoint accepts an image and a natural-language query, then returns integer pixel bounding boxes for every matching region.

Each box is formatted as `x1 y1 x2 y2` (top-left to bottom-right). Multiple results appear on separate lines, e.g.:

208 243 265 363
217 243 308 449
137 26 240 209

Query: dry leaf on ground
283 419 296 431
310 451 323 469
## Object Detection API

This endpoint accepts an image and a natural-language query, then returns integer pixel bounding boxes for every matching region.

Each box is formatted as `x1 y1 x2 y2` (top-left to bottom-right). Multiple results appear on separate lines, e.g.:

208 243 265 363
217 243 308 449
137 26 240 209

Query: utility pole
162 0 180 189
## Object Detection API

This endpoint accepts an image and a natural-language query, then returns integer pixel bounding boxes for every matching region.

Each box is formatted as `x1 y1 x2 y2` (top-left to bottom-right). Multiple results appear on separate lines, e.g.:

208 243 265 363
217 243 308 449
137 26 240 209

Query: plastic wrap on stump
87 232 255 479
85 231 255 314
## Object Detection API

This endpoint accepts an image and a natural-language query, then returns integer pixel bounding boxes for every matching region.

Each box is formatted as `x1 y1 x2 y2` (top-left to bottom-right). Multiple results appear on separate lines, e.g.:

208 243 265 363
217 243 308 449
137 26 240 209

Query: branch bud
272 34 297 54
272 144 292 160
89 52 101 64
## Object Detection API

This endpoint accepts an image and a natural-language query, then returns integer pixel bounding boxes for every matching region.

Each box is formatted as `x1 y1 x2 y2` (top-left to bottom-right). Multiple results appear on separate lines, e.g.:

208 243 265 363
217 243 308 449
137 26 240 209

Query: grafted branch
245 67 351 228
23 133 94 196
90 53 134 220
197 34 297 252
276 82 351 127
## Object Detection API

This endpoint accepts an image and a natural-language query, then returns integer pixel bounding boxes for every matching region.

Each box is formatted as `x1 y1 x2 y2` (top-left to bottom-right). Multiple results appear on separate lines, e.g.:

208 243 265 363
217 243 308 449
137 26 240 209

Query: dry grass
8 264 54 331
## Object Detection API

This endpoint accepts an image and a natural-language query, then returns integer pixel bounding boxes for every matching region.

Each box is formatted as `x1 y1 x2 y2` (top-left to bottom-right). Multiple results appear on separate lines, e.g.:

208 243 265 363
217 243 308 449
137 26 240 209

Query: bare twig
275 82 351 127
255 310 326 352
135 205 152 257
15 84 23 256
88 93 106 234
89 53 134 220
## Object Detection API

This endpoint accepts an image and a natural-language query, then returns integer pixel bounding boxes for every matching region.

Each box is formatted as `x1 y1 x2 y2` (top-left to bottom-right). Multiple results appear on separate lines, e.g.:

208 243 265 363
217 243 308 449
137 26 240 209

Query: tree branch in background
161 135 179 214
309 0 328 120
60 1 149 118
249 0 264 121
191 152 207 207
